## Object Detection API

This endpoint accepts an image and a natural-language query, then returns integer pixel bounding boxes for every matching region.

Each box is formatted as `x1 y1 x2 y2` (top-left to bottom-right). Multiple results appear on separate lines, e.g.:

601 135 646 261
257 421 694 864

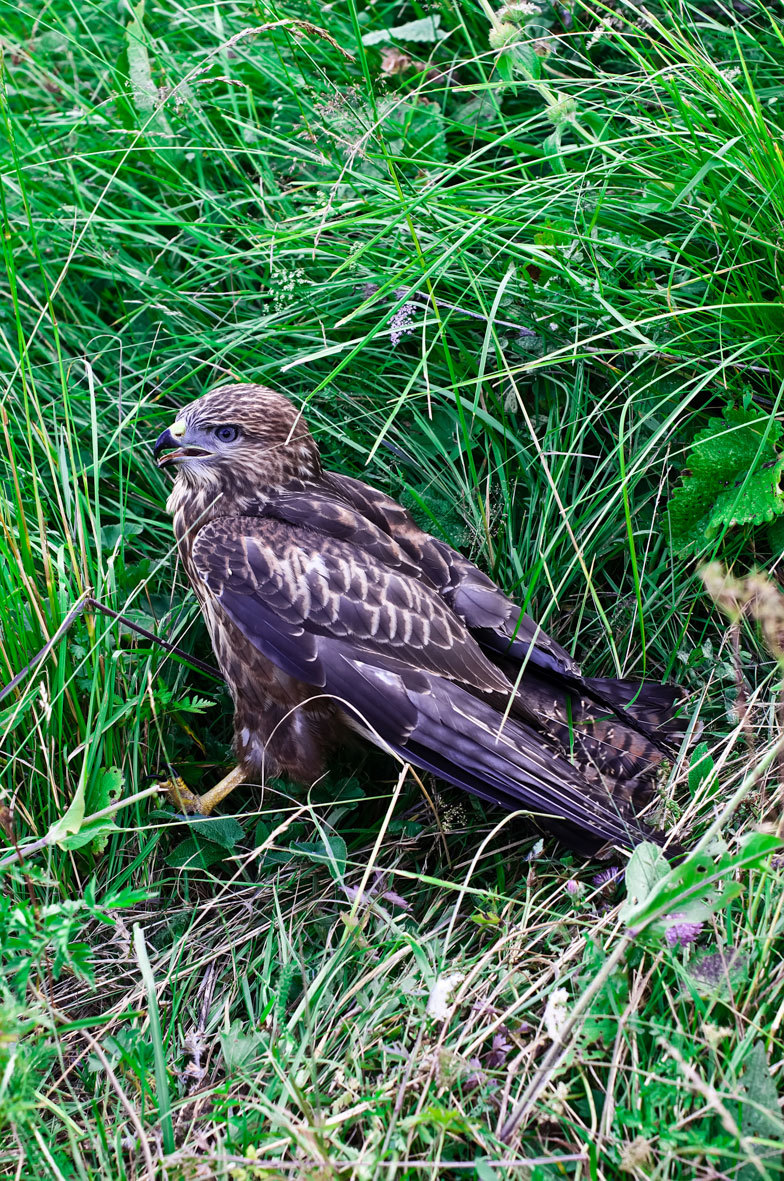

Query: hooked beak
154 427 177 465
154 423 210 468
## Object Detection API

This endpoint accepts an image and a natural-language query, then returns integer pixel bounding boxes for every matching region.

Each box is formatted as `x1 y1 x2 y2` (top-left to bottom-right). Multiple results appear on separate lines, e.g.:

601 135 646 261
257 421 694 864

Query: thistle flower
664 916 703 947
592 866 624 888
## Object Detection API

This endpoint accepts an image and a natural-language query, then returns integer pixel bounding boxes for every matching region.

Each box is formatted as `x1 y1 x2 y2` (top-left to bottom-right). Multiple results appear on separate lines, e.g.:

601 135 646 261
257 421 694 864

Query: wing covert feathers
191 514 680 850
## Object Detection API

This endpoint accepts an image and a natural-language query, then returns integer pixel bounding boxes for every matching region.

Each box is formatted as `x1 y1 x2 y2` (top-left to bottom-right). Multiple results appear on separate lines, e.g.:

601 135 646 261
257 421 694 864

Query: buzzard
154 383 686 852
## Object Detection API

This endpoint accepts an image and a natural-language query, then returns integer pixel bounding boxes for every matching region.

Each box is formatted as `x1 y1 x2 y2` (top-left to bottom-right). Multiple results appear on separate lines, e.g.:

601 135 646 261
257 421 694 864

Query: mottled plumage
154 383 687 851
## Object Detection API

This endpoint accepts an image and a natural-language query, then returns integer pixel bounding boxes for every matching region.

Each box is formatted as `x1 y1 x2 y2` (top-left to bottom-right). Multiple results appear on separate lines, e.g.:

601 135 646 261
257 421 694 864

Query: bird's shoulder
190 513 513 694
322 471 513 626
323 472 580 678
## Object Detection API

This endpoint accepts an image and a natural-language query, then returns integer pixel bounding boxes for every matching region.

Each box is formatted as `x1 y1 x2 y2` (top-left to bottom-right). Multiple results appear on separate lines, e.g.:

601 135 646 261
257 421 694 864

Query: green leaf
737 1043 784 1181
100 522 143 551
623 832 780 933
383 99 447 165
48 783 87 849
688 743 716 798
57 821 120 852
667 406 784 556
187 816 244 849
361 16 447 45
619 841 670 923
578 937 630 1046
83 767 124 853
768 515 784 555
291 834 347 882
165 838 226 869
513 41 543 80
220 1019 268 1072
687 946 748 998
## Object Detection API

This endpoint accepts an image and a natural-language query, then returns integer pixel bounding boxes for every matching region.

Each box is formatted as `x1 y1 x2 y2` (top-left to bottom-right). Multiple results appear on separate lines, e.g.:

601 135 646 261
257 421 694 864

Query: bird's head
154 383 322 490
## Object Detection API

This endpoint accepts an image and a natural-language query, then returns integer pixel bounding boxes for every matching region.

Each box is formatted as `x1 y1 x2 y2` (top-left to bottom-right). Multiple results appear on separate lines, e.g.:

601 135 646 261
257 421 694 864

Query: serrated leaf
706 463 784 534
512 41 543 80
188 815 244 849
667 407 784 556
362 16 447 46
738 1043 784 1181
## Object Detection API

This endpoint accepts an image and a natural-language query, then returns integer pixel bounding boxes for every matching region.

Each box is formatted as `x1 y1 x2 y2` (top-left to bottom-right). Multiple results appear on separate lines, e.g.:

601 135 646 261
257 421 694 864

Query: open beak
154 426 209 468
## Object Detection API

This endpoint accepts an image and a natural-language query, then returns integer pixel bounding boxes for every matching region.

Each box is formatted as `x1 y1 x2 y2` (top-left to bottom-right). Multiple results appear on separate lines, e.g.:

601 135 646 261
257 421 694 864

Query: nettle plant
667 405 784 557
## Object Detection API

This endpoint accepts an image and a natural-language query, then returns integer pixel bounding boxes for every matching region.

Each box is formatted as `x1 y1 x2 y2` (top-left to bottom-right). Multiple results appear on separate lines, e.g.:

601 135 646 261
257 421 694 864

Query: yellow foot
158 766 249 817
159 776 209 815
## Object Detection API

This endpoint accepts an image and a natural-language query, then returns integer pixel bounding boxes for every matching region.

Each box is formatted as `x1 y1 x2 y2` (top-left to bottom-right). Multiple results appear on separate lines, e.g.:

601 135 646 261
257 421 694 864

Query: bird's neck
167 472 261 566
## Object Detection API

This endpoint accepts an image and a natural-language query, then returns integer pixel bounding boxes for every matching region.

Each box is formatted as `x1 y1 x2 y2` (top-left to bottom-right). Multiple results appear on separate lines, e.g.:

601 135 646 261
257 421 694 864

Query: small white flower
389 300 417 347
543 987 570 1043
426 972 465 1019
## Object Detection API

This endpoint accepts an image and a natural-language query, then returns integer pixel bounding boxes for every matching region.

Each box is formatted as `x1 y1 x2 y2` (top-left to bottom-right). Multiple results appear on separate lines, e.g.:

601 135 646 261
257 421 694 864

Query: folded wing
192 516 661 849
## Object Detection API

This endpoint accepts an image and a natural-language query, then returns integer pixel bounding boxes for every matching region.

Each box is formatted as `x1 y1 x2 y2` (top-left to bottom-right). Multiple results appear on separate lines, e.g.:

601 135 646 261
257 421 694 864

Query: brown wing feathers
193 517 664 849
162 383 687 852
320 471 683 757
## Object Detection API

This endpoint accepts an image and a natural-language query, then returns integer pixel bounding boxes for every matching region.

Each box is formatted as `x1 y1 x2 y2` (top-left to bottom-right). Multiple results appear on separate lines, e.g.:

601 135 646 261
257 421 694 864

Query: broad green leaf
619 841 670 923
86 767 124 853
687 946 748 997
49 782 86 849
384 99 447 165
100 522 143 551
362 16 447 46
56 821 120 852
688 743 716 798
188 816 244 849
165 838 226 869
623 832 780 933
738 1043 784 1181
220 1019 268 1072
667 406 784 556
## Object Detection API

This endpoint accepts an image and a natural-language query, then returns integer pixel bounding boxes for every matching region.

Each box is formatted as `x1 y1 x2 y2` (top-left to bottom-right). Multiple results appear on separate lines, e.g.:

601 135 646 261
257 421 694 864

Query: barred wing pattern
191 516 658 849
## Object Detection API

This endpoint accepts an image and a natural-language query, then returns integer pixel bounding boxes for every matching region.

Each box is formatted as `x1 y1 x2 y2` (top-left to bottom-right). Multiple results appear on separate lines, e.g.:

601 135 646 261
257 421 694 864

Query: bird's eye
215 425 239 443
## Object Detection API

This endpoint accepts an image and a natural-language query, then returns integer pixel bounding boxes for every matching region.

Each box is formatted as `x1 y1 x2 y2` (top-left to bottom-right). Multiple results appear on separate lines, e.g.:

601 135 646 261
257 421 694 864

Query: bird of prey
154 383 686 853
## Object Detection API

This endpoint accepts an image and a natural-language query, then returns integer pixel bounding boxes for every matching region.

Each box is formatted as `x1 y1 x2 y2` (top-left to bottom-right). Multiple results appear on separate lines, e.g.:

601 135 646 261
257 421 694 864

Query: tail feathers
400 681 661 849
504 670 683 788
582 677 689 751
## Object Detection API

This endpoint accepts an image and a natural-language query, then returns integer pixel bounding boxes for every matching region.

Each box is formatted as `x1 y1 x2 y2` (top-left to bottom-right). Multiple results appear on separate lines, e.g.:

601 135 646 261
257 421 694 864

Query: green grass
2 0 784 1175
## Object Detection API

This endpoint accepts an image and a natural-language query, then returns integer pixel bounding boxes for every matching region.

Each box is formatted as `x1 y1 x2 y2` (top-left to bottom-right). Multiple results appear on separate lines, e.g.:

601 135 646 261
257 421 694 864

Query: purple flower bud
565 879 581 895
592 867 624 888
664 915 703 947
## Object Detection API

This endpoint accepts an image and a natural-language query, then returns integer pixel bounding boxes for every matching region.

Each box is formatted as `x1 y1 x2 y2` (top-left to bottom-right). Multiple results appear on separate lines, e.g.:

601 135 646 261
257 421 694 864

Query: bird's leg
163 765 248 816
